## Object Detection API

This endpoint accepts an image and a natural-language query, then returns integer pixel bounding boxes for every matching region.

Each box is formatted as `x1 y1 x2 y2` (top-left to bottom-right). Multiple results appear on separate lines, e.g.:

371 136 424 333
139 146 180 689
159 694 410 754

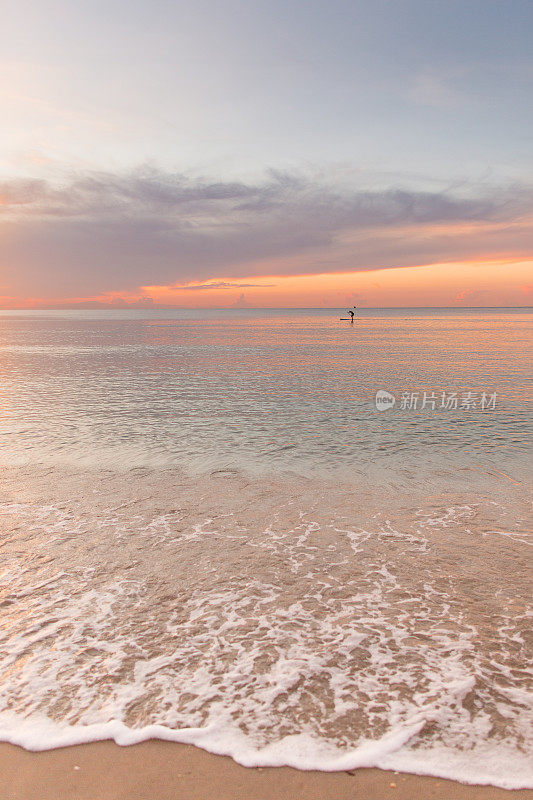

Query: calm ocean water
0 308 531 787
0 307 531 484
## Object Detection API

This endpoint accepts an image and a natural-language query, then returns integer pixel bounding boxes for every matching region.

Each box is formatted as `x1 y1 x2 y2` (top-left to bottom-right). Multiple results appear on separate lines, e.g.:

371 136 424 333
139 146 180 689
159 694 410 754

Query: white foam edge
0 713 531 790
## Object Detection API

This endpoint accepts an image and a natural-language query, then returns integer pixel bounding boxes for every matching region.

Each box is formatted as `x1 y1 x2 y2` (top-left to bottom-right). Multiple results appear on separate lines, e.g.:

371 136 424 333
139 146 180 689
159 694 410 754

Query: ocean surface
0 308 531 788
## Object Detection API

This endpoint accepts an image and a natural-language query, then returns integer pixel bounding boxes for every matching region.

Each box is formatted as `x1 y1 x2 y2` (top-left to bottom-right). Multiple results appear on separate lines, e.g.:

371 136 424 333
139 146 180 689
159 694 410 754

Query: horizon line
1 305 532 311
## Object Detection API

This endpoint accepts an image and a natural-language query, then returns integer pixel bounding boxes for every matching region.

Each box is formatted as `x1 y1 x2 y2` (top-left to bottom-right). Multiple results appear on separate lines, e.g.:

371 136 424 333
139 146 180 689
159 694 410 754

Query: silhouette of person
348 309 355 323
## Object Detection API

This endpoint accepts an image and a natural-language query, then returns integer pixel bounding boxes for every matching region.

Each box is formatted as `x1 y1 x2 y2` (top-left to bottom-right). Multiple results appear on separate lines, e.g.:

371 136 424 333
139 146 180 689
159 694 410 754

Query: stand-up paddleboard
341 305 357 320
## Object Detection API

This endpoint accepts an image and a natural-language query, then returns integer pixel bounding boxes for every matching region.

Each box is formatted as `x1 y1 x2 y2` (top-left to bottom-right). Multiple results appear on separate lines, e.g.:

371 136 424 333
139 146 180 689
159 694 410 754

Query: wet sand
1 741 532 800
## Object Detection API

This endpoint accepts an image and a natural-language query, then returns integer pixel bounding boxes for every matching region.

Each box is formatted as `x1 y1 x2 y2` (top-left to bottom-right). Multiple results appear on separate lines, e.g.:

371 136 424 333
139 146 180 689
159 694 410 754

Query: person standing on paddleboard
348 307 356 322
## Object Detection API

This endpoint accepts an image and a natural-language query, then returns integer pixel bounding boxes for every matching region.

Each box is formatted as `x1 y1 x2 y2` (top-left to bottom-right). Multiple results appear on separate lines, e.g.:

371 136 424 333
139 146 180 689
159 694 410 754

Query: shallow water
0 309 531 787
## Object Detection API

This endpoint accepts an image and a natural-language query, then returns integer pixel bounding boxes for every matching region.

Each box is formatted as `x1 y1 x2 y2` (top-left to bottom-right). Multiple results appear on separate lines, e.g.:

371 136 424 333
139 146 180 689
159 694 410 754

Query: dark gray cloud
1 166 532 299
176 281 276 291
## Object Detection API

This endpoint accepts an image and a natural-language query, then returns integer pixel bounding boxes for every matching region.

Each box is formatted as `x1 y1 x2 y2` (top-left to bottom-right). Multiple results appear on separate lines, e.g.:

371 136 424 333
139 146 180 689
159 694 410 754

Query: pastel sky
1 0 532 307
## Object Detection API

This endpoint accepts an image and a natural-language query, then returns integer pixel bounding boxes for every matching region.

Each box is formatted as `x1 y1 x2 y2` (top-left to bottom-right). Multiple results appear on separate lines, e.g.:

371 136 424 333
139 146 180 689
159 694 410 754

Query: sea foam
0 467 531 790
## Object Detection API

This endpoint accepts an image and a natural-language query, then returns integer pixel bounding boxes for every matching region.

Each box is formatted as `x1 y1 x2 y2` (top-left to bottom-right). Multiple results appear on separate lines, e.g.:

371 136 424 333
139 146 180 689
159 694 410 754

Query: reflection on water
0 308 532 786
0 308 530 489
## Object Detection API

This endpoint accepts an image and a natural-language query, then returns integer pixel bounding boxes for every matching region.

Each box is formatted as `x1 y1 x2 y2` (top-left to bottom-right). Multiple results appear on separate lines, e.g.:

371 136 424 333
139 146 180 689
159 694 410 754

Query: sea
0 307 531 788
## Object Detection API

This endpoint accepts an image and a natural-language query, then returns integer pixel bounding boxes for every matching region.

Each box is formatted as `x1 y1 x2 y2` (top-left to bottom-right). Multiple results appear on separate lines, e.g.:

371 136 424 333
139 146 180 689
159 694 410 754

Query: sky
1 0 532 308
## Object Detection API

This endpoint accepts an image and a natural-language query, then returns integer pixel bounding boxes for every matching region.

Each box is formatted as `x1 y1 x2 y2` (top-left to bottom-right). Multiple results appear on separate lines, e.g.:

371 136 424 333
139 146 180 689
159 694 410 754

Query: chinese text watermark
375 389 497 411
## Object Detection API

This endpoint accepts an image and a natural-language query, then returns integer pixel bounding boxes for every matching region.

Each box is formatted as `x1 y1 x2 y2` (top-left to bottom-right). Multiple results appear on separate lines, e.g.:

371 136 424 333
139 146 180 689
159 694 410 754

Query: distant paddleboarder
339 306 357 322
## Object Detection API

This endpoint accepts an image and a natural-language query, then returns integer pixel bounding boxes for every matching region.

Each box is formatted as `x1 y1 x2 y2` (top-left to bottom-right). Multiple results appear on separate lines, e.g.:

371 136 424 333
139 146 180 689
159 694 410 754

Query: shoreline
2 740 532 800
1 466 531 797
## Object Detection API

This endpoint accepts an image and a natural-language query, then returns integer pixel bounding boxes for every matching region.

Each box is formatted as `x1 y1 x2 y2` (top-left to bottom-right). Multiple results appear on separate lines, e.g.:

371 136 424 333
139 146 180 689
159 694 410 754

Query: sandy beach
2 0 533 790
1 313 531 795
2 740 532 800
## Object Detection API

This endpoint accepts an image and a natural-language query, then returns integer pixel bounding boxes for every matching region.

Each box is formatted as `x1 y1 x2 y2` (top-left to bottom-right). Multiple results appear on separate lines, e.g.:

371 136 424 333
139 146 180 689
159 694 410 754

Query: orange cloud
1 167 532 304
9 257 532 309
454 288 486 304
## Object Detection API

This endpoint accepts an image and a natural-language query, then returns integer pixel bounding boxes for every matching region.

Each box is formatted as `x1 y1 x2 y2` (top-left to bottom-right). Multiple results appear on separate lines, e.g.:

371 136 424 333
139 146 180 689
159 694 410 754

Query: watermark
375 390 497 411
375 389 396 411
